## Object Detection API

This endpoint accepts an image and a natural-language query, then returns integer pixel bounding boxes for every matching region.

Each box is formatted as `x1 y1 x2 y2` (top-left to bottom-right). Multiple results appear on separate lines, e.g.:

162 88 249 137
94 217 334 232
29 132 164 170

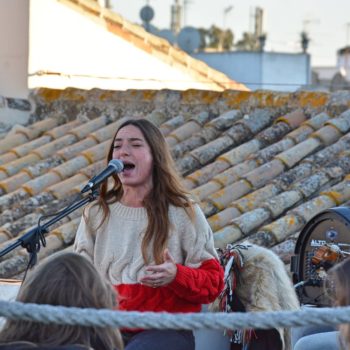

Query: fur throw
211 242 300 350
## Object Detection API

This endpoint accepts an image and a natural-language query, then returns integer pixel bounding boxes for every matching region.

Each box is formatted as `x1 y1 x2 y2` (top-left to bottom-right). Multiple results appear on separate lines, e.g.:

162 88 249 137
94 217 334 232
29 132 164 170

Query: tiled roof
1 88 350 278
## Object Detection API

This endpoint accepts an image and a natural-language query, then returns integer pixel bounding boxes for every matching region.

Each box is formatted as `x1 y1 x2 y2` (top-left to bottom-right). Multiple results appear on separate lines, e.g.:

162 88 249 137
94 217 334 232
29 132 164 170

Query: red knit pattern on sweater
115 258 224 313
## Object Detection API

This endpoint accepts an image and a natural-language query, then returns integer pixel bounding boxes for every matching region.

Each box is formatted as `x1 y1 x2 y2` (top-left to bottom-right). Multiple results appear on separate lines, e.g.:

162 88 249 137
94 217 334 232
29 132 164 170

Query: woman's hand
140 249 177 288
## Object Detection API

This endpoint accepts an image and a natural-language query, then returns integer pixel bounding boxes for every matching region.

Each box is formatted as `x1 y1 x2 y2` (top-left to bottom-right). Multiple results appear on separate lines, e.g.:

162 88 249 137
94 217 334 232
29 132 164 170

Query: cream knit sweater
74 201 219 286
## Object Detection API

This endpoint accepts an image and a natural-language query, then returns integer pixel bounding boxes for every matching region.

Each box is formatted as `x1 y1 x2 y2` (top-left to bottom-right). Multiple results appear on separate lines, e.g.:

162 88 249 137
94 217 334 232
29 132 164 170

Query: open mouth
123 162 135 171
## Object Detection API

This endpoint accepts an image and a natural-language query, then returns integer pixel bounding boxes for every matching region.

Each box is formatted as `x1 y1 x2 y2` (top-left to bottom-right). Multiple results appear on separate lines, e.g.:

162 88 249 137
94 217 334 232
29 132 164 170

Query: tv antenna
177 26 201 53
140 4 155 32
183 0 194 26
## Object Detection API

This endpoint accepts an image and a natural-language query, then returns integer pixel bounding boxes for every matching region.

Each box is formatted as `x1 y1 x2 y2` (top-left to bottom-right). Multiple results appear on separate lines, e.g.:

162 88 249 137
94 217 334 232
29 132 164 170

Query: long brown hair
328 258 350 349
0 252 123 350
90 118 194 264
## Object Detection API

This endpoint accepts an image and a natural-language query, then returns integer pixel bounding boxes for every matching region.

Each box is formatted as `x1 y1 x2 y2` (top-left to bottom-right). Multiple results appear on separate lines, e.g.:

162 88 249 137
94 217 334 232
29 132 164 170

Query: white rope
1 300 350 330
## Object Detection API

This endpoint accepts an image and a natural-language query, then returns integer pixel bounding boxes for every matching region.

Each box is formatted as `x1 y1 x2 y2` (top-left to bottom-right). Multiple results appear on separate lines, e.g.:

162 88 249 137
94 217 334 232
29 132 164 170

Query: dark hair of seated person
0 252 123 350
0 340 93 349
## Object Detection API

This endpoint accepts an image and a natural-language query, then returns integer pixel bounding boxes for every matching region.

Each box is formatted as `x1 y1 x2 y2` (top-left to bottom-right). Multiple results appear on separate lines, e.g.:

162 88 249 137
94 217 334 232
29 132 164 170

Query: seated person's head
0 252 123 350
327 257 350 348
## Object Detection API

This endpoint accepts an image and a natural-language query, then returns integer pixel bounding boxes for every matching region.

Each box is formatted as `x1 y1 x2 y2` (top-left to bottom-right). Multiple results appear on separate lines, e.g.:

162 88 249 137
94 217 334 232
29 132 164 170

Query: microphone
81 159 124 193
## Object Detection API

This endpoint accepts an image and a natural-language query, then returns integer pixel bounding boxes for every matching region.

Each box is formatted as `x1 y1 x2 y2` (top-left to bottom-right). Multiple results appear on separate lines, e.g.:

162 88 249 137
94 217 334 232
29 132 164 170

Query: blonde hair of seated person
0 252 123 350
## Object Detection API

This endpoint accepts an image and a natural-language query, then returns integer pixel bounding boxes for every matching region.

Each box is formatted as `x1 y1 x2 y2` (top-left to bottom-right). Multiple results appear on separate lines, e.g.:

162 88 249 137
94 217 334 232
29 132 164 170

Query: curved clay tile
56 138 97 160
305 133 350 165
275 138 322 169
171 110 243 159
0 172 32 194
0 153 18 166
11 135 52 158
160 115 187 136
0 154 41 180
0 192 56 227
262 190 303 219
0 118 60 156
67 115 110 140
0 134 28 156
192 159 258 199
44 120 82 139
166 120 203 147
312 125 342 146
146 110 169 127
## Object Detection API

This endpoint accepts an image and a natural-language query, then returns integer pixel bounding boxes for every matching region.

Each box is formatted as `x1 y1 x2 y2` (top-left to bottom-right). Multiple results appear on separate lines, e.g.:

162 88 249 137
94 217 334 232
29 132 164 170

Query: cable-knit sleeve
167 204 224 304
73 214 95 264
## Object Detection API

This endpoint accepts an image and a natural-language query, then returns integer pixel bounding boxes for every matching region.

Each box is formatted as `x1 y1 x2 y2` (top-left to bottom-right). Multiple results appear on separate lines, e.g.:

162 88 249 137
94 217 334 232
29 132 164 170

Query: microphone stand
0 189 99 267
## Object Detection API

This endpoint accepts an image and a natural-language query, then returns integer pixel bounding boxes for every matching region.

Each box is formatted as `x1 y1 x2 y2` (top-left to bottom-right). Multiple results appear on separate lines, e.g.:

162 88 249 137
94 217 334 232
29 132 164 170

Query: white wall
0 0 29 98
28 0 212 91
194 51 311 92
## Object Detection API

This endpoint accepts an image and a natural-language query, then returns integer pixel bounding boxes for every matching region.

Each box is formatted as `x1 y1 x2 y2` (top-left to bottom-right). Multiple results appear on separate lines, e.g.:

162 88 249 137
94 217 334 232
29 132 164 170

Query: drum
290 206 350 306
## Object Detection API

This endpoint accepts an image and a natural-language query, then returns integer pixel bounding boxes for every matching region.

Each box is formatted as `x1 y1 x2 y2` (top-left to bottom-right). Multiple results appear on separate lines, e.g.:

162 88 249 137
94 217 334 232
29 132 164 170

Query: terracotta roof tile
0 193 55 228
272 163 314 191
15 118 60 140
203 180 253 216
192 181 222 201
243 159 285 188
303 112 330 129
51 217 81 245
51 157 91 179
253 138 296 164
249 213 304 247
0 254 29 279
232 207 271 236
326 110 350 133
0 173 32 194
276 138 322 168
262 190 303 219
22 172 63 196
0 153 17 166
166 120 203 147
238 109 278 134
207 207 242 232
191 159 259 199
31 135 81 159
189 135 235 167
320 178 350 206
208 110 243 130
213 225 243 249
234 184 281 213
10 136 52 158
305 133 350 165
47 161 105 198
44 120 81 139
79 140 110 163
184 159 231 189
21 157 64 178
311 125 342 145
56 138 97 160
292 171 332 198
0 154 41 180
159 115 188 136
290 195 337 223
289 120 319 143
67 116 110 139
0 134 28 156
218 140 261 165
274 109 306 128
171 110 242 159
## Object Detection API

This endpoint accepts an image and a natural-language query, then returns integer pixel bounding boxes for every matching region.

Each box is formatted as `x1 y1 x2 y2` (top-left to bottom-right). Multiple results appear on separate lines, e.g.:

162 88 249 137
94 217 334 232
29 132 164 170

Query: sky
111 0 350 67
